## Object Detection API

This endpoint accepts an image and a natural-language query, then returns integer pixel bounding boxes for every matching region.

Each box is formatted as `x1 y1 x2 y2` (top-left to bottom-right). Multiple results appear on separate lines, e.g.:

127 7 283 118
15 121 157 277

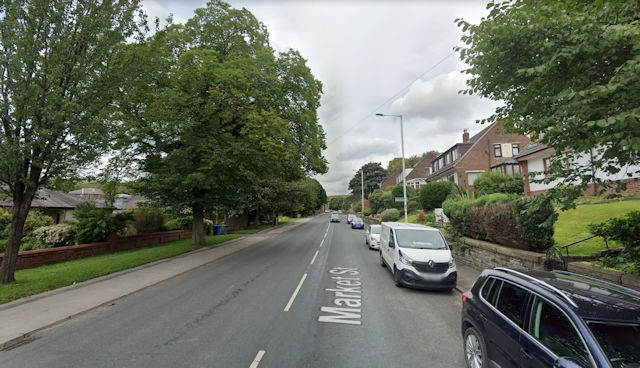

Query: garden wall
453 236 640 292
0 230 191 270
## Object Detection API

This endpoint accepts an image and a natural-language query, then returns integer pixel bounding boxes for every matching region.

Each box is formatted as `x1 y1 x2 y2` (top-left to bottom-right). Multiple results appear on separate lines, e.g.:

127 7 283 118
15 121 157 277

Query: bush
420 181 458 211
165 216 193 231
589 210 640 262
73 202 132 244
513 195 557 251
132 207 166 234
472 171 524 196
380 208 401 222
443 193 556 252
32 224 75 247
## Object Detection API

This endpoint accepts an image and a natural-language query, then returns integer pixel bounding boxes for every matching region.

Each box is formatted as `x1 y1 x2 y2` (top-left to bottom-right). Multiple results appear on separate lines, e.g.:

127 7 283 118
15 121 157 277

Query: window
512 143 520 155
494 144 502 157
494 282 529 327
530 298 590 365
425 167 432 176
543 157 552 172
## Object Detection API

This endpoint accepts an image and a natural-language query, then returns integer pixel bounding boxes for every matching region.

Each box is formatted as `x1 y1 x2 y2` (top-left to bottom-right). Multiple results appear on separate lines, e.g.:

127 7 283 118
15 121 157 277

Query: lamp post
375 113 407 223
361 169 364 216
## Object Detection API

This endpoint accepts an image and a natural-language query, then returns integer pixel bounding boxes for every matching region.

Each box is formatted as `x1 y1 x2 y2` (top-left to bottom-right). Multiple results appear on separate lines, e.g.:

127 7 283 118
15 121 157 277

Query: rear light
461 292 468 303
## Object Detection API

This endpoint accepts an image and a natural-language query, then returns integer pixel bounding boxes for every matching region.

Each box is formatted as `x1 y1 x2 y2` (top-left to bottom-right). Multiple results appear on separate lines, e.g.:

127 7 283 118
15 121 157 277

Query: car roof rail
552 270 640 299
494 267 578 308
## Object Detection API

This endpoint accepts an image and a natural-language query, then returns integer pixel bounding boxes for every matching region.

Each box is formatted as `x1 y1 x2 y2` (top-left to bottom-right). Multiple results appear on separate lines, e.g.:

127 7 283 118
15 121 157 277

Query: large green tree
0 1 144 284
457 0 640 189
348 162 387 199
125 1 326 245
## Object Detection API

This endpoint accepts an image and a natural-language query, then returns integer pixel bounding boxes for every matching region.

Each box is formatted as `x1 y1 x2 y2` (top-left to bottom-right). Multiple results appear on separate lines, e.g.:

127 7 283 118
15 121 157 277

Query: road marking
284 273 307 312
249 350 265 368
310 250 319 265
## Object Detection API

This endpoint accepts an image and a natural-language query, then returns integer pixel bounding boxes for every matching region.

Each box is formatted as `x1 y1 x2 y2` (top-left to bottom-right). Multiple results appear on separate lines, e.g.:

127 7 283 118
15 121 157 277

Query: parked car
351 217 364 229
365 224 382 250
346 214 355 224
379 222 456 290
330 212 340 223
461 267 640 368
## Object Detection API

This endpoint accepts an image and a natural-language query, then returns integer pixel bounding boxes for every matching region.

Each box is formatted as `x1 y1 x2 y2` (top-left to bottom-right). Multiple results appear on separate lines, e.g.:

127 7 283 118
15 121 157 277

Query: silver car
365 224 382 249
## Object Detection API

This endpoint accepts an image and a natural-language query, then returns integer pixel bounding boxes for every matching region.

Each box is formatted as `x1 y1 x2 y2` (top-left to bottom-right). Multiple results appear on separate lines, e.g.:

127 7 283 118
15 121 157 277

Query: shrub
472 171 524 196
380 208 401 222
589 210 640 262
32 224 75 247
420 181 458 211
165 216 193 230
73 202 132 244
132 207 166 234
443 193 556 252
513 195 557 251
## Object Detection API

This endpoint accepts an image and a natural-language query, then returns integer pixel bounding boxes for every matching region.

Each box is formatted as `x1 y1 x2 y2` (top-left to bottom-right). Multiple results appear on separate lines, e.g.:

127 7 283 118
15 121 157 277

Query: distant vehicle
461 267 640 368
346 214 355 224
351 217 364 229
365 224 382 250
379 222 456 290
330 212 340 223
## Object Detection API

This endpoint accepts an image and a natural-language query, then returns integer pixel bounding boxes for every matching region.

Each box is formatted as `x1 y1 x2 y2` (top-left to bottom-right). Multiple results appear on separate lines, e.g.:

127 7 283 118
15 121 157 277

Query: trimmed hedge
443 194 556 252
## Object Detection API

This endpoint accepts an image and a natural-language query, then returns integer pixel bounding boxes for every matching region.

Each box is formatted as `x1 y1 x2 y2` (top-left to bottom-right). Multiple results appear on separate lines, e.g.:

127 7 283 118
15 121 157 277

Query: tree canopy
348 162 387 199
122 1 327 244
0 0 144 283
456 0 640 189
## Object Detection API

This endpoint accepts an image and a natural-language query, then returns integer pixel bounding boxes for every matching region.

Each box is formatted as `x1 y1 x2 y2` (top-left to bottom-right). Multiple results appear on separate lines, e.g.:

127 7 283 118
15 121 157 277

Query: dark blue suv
460 267 640 368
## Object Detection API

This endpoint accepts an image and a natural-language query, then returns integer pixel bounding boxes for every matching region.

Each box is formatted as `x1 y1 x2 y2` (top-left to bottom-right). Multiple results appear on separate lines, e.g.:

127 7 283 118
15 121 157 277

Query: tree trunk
0 189 34 284
191 203 206 246
254 206 261 228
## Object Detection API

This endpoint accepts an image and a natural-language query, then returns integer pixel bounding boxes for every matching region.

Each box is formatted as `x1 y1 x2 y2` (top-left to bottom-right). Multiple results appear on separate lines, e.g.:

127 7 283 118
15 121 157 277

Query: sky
142 0 501 195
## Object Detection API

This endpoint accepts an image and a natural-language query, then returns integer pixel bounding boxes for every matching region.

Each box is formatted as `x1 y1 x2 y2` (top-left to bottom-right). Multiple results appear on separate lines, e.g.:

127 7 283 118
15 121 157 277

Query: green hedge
443 193 556 252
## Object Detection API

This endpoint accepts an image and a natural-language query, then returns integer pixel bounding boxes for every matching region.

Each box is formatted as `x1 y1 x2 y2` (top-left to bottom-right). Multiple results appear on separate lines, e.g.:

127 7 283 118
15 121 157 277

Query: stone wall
453 236 640 292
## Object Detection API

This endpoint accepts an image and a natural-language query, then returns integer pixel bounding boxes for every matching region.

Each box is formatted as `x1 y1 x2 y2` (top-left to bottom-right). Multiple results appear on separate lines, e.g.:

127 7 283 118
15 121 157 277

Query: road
0 214 466 367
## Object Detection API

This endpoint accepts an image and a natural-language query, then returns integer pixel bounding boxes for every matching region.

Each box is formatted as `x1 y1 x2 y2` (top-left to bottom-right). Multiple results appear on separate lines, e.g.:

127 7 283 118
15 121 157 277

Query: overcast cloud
142 0 499 195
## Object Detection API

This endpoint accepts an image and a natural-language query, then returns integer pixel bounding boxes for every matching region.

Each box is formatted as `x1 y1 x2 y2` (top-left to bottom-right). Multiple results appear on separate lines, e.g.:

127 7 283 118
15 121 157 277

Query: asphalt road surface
0 214 466 367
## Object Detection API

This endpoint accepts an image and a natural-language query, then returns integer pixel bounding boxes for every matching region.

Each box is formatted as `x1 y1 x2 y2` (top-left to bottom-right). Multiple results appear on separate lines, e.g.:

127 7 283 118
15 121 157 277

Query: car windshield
370 226 381 234
395 229 447 249
588 322 640 367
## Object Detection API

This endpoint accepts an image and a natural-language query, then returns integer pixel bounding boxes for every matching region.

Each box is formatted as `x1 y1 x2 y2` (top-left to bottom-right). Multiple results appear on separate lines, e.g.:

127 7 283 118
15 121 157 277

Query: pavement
0 219 481 350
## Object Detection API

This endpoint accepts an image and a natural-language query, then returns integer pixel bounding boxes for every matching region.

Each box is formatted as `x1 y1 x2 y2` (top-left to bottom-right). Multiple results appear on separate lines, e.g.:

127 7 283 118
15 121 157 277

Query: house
426 121 532 190
516 142 640 196
405 153 437 189
380 168 402 191
0 188 86 224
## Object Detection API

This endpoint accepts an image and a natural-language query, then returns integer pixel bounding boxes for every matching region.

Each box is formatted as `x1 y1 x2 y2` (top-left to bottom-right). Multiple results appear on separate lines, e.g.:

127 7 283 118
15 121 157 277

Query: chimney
462 129 469 142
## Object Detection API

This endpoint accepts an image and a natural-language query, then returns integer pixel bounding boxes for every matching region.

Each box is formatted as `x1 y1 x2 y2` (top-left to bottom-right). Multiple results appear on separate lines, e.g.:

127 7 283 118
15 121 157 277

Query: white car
365 224 382 250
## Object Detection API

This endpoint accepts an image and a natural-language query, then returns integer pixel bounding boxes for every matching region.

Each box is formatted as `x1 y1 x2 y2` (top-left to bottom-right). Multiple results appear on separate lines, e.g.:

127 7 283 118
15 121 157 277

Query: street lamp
361 169 364 216
376 113 407 223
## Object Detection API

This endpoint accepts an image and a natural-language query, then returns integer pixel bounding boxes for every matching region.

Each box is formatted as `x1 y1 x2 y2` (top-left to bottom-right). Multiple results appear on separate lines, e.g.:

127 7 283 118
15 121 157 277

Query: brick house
426 121 532 190
405 153 437 189
516 142 640 196
380 168 402 191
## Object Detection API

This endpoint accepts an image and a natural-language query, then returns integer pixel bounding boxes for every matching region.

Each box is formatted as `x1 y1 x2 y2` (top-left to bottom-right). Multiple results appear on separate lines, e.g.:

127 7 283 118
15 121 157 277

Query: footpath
0 218 480 350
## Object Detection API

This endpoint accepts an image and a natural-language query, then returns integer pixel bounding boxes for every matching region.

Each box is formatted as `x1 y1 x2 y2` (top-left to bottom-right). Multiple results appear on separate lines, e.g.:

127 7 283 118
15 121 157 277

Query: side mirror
448 243 453 250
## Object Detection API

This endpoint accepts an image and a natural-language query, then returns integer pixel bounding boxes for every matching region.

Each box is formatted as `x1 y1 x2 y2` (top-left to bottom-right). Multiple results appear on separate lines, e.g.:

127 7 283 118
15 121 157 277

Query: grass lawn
0 234 240 305
0 217 305 304
554 199 639 256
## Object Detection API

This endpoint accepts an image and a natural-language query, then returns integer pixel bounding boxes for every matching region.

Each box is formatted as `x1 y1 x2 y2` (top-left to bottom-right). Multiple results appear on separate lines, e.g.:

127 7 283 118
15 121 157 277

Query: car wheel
393 267 402 287
463 326 487 368
379 251 386 268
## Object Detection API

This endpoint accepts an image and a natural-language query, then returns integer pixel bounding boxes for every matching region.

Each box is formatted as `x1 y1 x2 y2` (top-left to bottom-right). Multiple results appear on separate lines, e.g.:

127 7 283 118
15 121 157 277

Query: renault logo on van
427 260 434 268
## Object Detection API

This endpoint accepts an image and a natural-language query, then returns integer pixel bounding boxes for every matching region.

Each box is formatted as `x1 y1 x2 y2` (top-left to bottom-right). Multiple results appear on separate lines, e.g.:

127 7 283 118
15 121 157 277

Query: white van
379 222 456 291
